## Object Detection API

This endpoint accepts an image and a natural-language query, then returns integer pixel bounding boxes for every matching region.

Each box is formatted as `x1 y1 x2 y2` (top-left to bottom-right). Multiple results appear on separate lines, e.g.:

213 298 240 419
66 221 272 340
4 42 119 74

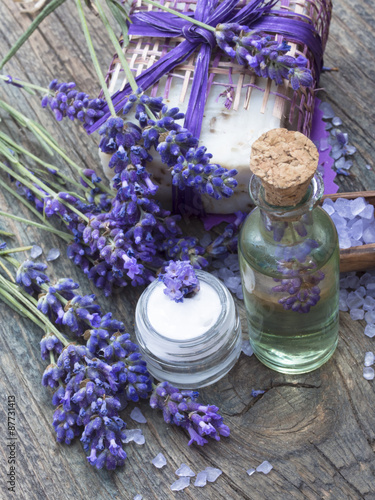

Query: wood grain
1 0 375 499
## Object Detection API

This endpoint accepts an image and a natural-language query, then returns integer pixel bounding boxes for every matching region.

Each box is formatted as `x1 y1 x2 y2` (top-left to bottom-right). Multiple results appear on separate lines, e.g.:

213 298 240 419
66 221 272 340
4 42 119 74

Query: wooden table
0 1 375 498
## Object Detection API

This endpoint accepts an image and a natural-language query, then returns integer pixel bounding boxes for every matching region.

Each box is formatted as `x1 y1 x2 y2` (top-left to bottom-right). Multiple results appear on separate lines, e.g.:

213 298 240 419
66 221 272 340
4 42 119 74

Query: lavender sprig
215 24 313 90
41 80 106 126
150 381 230 446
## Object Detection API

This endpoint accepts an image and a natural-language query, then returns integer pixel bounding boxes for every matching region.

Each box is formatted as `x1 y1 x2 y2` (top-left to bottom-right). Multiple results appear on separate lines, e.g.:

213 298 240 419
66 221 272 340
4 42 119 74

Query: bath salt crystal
322 203 335 216
30 245 42 258
351 198 366 217
366 282 375 291
320 102 335 119
338 230 352 249
241 340 254 357
346 292 364 310
331 213 346 230
364 324 375 338
246 468 256 476
176 464 195 477
134 495 142 500
256 461 273 474
365 311 375 324
152 453 167 469
350 308 364 321
364 296 375 311
47 248 60 261
366 164 372 170
355 286 366 298
332 116 343 127
194 471 208 487
170 477 190 491
205 467 222 482
339 297 348 312
363 225 375 244
363 367 375 380
346 276 360 289
364 352 375 367
147 281 221 340
360 204 374 220
360 273 373 286
124 429 145 445
350 219 363 240
130 407 147 424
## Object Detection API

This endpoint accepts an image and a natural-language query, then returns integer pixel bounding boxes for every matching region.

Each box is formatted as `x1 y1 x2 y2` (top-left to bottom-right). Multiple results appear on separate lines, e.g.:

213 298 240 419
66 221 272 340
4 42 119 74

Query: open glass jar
135 270 242 388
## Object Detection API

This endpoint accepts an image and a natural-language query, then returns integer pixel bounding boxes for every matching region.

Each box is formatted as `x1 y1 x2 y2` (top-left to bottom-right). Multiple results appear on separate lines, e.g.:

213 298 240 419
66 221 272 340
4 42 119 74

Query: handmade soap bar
99 0 332 213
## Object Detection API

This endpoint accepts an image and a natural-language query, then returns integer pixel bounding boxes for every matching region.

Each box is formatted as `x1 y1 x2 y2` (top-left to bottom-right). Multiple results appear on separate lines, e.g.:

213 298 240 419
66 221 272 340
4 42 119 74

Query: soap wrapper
95 0 332 214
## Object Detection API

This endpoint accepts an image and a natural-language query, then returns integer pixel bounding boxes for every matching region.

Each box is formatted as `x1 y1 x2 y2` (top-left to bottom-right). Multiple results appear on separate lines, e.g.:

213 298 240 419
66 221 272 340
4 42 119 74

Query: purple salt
364 324 375 338
124 429 145 445
332 116 343 126
351 197 366 217
320 101 335 119
364 296 375 311
134 495 142 500
350 308 364 321
241 340 254 357
30 245 42 259
47 248 60 261
170 477 190 491
351 219 363 240
152 453 167 469
360 204 374 219
363 367 375 381
366 164 372 170
256 461 273 474
363 225 375 244
130 407 147 424
176 464 195 477
194 471 208 487
346 292 364 310
246 468 256 476
364 352 375 367
205 467 222 483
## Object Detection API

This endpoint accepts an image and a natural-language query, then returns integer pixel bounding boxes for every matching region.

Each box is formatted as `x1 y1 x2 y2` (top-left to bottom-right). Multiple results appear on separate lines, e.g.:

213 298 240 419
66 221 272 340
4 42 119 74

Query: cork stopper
250 129 319 206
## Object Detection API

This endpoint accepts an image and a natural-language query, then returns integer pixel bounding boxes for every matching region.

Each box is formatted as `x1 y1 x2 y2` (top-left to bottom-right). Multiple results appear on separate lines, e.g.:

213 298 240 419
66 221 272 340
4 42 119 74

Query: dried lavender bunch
150 381 230 446
0 258 231 469
159 260 200 302
215 24 313 90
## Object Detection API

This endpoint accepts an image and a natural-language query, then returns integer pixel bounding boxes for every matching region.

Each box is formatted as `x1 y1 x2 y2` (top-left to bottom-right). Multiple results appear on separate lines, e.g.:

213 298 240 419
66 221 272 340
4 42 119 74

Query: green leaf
106 0 130 44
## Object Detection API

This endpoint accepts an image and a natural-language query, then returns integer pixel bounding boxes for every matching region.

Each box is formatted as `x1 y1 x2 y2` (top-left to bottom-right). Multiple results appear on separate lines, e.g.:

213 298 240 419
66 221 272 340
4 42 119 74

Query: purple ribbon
87 0 323 211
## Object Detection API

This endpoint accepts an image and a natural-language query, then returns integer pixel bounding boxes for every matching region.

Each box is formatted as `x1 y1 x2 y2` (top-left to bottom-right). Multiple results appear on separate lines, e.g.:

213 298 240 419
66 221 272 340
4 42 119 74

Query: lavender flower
40 333 64 361
42 80 106 125
273 260 325 313
215 25 313 90
150 382 230 446
16 260 49 295
159 260 200 302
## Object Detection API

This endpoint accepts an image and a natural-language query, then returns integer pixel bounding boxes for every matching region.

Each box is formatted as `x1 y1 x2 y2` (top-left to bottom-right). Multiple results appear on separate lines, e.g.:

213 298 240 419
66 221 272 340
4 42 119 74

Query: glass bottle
238 172 339 374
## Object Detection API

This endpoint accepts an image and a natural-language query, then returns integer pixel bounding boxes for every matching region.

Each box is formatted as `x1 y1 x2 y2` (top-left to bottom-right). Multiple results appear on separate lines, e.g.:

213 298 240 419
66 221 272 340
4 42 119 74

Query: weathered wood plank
1 0 375 499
